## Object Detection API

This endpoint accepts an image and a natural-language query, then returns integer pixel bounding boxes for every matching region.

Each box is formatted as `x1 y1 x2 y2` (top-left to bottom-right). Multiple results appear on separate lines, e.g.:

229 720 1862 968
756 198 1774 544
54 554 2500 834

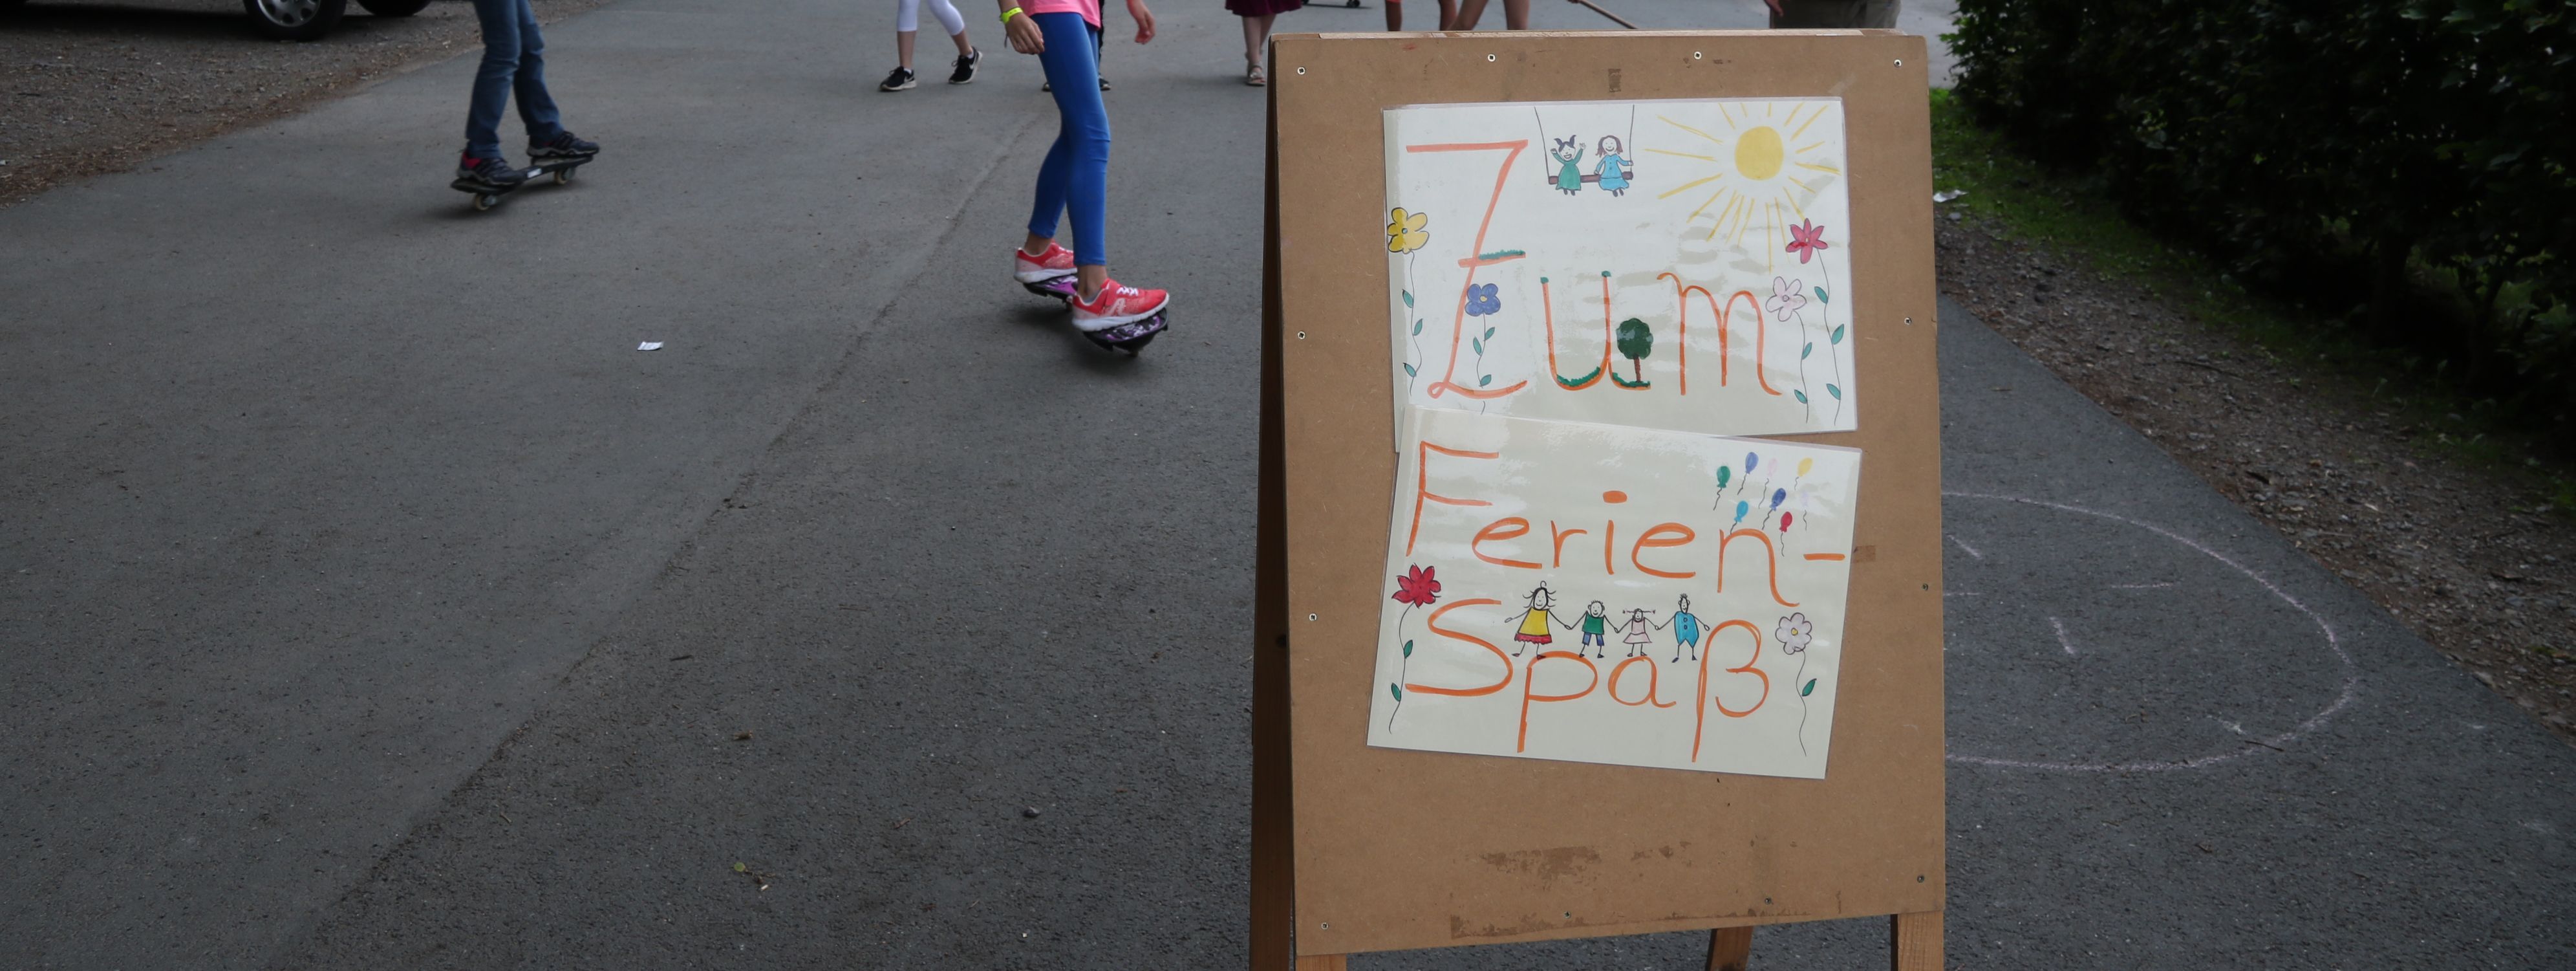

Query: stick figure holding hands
1619 606 1655 657
1579 600 1611 657
1655 593 1704 662
1512 585 1565 657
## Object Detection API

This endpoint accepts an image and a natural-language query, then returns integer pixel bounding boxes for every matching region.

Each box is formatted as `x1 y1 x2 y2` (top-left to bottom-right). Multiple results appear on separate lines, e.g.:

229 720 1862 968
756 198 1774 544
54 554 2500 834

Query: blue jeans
1027 13 1109 266
466 0 564 160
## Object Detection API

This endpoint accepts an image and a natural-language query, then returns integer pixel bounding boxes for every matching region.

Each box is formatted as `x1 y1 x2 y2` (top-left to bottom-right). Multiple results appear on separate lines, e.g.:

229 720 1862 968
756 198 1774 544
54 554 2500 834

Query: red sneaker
1069 278 1169 331
1013 243 1077 284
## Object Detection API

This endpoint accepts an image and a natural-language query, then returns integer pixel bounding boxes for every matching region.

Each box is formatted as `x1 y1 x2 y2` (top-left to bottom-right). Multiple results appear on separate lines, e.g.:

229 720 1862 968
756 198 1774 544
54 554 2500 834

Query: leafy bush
1950 0 2576 444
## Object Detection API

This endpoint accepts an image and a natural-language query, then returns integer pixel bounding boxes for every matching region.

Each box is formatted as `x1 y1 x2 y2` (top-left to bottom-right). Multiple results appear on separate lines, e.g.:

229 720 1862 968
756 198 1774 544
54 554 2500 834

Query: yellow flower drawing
1386 207 1430 254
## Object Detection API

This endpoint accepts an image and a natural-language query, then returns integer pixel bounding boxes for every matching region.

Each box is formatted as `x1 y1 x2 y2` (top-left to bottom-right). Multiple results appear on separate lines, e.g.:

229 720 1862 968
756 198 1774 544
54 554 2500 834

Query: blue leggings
1028 12 1109 267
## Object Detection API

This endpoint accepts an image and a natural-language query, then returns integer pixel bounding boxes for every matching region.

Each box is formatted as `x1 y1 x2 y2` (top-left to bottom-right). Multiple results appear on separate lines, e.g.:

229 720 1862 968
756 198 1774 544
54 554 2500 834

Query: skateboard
1022 274 1168 356
453 155 592 212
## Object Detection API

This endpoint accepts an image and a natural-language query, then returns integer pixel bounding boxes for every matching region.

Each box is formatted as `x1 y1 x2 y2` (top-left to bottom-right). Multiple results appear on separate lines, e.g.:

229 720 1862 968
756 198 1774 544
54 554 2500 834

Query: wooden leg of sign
1705 926 1753 971
1249 81 1301 971
1293 956 1348 971
1890 911 1942 971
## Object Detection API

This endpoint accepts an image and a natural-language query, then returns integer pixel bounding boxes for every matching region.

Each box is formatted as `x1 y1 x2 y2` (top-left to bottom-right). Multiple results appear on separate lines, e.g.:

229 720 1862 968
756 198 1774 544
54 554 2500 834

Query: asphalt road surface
5 0 2570 968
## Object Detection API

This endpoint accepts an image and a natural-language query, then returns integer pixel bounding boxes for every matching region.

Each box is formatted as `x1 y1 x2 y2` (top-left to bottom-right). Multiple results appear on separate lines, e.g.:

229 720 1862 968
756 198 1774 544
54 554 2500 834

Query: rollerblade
1068 278 1168 356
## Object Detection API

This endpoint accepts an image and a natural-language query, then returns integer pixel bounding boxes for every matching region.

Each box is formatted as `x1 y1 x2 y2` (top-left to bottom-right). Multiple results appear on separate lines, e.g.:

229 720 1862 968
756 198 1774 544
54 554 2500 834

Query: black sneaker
948 49 980 85
451 154 529 193
1097 74 1111 92
881 66 918 91
529 130 599 162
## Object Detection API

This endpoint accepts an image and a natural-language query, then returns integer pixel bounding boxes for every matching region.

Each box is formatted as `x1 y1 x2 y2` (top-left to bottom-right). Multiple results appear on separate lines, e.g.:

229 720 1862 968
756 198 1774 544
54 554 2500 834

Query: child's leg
506 0 563 142
1029 12 1110 273
463 0 527 158
921 0 973 55
1502 0 1528 29
896 0 921 69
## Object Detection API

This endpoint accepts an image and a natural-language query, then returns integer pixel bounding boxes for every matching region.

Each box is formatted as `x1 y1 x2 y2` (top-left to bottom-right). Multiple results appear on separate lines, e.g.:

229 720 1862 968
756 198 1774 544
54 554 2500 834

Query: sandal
1245 61 1267 87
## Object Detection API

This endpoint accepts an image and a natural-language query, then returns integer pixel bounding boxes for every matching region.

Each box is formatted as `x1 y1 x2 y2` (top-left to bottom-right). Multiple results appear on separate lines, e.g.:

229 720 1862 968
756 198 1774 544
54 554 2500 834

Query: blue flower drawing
1465 283 1502 318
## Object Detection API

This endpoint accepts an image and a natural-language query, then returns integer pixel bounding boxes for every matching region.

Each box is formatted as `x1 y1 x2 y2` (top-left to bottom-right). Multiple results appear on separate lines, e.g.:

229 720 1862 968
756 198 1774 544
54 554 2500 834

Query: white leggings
897 0 967 36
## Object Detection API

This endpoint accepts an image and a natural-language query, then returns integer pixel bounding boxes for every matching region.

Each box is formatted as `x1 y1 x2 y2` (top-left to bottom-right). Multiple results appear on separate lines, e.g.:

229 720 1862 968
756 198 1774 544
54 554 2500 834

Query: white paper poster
1383 98 1858 439
1367 408 1862 778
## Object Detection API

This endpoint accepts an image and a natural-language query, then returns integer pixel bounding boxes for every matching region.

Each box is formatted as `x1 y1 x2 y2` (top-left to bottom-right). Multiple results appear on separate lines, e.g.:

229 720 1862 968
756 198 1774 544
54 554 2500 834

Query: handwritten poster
1368 407 1862 778
1384 98 1858 439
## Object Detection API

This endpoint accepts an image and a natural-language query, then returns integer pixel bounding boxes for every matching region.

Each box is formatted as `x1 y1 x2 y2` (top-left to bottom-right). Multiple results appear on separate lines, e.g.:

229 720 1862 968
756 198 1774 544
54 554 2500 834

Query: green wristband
1000 6 1023 22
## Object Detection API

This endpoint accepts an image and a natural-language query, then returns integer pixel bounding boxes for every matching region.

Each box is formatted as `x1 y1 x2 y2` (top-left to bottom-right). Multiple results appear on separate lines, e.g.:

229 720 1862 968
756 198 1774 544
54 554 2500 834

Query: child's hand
1127 0 1156 43
1005 11 1045 54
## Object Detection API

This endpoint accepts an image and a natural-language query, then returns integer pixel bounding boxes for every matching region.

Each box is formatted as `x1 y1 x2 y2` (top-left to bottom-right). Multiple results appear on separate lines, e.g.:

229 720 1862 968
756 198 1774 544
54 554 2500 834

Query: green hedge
1949 0 2576 443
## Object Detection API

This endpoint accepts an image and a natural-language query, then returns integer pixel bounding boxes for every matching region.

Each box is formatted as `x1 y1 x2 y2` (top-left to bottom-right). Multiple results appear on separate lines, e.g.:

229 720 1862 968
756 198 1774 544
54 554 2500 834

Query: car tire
242 0 347 40
355 0 431 16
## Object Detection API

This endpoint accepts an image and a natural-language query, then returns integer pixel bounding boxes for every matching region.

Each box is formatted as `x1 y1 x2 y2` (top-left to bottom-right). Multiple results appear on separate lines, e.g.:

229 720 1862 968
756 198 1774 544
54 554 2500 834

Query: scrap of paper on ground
1382 98 1858 439
1368 407 1861 779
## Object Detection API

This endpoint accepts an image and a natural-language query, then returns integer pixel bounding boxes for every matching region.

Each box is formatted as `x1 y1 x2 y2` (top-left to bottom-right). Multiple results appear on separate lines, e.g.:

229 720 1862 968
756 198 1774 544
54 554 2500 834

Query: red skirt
1228 0 1304 16
1514 632 1551 644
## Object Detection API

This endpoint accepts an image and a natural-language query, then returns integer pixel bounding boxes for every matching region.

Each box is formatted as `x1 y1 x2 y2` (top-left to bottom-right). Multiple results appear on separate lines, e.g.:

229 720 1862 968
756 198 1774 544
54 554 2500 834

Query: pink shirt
1024 0 1100 27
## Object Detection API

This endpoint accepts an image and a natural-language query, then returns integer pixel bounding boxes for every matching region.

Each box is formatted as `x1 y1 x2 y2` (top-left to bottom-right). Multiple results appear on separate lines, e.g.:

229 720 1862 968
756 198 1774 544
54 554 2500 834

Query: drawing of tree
1612 317 1654 388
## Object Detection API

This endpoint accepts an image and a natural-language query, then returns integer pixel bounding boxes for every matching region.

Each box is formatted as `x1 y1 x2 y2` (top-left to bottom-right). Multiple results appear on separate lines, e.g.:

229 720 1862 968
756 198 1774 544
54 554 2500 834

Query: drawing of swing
1534 105 1638 195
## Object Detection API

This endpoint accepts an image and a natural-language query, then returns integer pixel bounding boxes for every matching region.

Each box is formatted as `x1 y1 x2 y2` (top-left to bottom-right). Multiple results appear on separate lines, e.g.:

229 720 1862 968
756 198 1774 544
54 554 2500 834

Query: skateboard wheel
553 168 572 186
473 194 497 212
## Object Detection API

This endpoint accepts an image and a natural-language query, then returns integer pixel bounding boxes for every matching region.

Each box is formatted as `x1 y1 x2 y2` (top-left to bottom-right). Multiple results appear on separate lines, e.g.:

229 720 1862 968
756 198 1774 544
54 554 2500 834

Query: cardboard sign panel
1261 30 1941 958
1384 98 1860 438
1368 408 1862 779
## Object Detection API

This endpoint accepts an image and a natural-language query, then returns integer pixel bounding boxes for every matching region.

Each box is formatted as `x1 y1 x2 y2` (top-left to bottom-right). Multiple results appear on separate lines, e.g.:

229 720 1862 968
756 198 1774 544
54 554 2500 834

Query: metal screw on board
1297 331 1307 340
1308 613 1318 621
1487 54 1497 62
1296 67 1307 75
1918 875 1927 882
1692 51 1702 60
1320 922 1330 930
1894 59 1904 67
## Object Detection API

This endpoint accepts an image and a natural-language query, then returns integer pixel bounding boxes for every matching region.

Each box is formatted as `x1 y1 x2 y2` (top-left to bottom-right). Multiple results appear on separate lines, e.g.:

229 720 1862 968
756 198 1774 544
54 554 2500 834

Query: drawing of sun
1646 102 1842 268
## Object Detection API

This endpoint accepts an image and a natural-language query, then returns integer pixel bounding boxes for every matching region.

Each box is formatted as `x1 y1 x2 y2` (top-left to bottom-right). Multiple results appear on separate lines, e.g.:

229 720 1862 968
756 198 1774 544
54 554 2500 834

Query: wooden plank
1707 926 1754 971
1890 911 1942 971
1294 956 1349 971
1249 62 1298 971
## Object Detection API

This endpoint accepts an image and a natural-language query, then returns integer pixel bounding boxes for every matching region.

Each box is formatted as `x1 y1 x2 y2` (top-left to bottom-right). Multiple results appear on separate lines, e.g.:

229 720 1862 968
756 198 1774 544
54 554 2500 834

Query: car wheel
355 0 431 16
242 0 347 40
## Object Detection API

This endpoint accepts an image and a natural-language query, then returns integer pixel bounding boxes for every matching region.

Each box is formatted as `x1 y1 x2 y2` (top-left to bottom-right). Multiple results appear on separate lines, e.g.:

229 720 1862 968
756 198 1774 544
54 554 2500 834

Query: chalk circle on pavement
1938 492 2358 773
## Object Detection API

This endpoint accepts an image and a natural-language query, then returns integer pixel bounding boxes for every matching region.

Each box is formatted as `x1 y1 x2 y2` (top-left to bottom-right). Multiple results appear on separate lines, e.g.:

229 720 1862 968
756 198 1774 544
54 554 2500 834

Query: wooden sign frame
1253 30 1943 970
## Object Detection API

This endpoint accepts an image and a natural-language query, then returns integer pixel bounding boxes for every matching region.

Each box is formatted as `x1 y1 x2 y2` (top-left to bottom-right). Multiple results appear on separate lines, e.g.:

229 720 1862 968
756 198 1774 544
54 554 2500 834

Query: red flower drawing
1391 565 1442 607
1785 219 1830 265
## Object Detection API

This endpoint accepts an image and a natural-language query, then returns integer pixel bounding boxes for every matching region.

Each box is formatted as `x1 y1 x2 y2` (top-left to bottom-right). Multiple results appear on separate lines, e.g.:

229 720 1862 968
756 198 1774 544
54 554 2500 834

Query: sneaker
1040 76 1111 93
1097 75 1111 92
528 130 599 162
1013 242 1078 283
948 48 980 84
1068 278 1168 331
880 66 918 91
451 153 529 193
